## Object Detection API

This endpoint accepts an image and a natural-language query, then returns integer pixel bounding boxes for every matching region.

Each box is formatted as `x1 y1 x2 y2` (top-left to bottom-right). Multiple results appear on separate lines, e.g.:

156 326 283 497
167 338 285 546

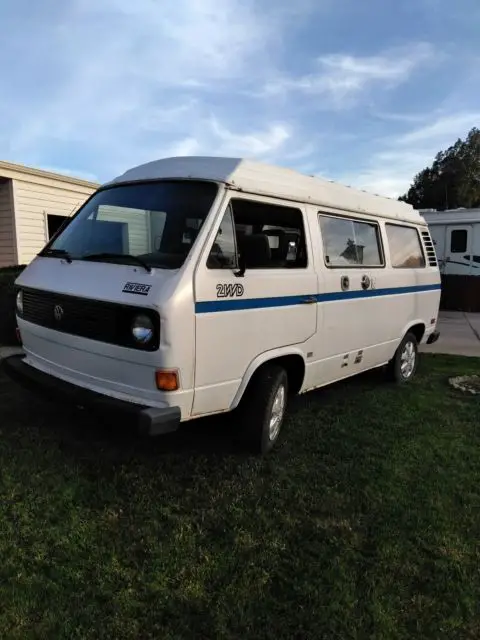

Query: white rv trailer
4 157 441 455
421 208 480 276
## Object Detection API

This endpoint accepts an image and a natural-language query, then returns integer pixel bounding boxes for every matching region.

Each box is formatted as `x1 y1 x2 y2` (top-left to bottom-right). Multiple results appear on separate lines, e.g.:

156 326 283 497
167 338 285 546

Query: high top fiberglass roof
106 156 423 225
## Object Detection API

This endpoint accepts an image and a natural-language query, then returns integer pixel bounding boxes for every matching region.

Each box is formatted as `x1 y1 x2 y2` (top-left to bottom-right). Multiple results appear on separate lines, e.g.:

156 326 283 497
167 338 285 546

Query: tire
236 364 289 455
386 331 419 383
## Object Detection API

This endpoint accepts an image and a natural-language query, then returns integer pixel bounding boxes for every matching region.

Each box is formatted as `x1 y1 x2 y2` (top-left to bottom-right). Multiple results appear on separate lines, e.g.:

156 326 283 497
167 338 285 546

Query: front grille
421 230 438 267
20 287 159 351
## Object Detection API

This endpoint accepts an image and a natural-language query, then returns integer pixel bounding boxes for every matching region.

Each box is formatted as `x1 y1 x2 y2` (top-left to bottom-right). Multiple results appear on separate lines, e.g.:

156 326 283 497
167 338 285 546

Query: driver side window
207 205 238 269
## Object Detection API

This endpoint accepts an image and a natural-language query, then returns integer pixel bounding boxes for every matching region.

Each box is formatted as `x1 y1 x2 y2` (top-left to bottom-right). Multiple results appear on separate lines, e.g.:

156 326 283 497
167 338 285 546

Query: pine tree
399 127 480 210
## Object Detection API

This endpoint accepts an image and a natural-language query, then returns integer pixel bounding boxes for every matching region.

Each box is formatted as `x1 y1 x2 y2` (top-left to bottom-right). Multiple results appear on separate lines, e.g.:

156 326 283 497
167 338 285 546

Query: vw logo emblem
53 304 64 322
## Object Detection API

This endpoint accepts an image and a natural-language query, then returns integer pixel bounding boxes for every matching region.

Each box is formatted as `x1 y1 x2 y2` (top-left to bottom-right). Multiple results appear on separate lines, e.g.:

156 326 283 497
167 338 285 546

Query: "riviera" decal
122 282 152 295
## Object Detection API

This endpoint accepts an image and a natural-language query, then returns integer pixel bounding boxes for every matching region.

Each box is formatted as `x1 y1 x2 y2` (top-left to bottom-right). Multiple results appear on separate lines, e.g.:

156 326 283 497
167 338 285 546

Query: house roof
106 156 423 224
0 160 100 189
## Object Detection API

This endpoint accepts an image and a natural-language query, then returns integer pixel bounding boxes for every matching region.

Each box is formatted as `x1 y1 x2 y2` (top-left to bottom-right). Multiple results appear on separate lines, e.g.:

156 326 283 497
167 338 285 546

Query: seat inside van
238 233 272 268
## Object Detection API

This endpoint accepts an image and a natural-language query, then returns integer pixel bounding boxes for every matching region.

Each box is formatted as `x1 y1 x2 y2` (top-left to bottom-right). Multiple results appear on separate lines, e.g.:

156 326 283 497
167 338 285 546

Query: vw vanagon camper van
4 157 441 454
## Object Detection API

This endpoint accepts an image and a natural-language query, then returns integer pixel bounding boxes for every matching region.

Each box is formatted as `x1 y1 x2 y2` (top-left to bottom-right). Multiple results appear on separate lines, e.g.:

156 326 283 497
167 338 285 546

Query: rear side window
450 229 468 253
207 198 308 269
318 214 384 267
386 224 426 268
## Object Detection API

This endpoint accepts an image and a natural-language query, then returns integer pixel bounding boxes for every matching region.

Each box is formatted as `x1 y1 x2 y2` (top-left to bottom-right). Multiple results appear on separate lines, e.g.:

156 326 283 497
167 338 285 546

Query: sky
1 0 479 198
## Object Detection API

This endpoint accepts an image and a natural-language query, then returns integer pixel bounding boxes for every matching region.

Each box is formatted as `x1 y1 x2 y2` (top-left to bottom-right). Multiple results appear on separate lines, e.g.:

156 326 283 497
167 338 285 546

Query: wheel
386 331 419 383
236 364 289 455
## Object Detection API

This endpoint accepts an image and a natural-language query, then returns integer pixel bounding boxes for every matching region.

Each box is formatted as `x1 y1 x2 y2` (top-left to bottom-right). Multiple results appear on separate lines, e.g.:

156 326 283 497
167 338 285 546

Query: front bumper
1 354 181 436
426 330 440 345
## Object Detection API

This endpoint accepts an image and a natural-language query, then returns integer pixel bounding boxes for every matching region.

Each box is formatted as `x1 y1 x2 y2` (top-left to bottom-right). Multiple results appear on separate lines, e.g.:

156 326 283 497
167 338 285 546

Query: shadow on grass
1 353 478 469
0 364 388 462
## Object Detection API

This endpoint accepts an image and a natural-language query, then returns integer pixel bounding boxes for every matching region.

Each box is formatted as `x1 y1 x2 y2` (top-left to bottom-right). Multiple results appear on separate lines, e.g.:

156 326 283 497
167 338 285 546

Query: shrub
0 265 26 345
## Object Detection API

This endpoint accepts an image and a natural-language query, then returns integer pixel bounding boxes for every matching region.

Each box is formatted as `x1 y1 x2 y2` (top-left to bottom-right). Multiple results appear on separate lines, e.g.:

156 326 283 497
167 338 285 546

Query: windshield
45 180 219 269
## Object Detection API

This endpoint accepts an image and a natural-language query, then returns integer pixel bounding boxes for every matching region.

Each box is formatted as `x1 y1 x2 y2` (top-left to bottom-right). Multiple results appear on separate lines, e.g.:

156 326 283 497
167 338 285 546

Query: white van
4 157 441 454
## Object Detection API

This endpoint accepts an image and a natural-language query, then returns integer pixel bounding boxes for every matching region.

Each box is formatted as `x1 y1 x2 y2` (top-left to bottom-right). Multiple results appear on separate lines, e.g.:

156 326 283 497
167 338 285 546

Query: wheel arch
230 348 306 410
403 320 427 344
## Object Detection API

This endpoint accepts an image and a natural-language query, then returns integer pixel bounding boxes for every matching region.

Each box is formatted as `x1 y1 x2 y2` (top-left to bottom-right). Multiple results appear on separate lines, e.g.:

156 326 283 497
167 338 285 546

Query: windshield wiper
39 248 73 263
81 252 152 273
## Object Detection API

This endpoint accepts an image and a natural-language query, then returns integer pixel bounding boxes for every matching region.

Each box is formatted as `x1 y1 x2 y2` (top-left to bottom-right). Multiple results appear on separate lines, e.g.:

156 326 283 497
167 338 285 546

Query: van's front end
3 177 221 435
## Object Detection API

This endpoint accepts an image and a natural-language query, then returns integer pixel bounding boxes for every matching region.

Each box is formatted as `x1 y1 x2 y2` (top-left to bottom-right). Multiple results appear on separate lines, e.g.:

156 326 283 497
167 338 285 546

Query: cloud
209 119 291 157
339 112 480 198
152 119 292 168
2 0 478 201
4 0 285 173
260 42 436 106
71 0 269 84
397 112 480 146
164 137 202 158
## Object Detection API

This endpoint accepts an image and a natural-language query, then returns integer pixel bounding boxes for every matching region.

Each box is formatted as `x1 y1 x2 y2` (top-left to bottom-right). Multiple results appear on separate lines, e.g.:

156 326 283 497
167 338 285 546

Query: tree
399 127 480 210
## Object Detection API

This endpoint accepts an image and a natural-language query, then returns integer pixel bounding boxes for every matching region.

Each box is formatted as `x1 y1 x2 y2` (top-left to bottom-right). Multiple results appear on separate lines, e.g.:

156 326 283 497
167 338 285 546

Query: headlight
16 290 23 315
131 314 154 344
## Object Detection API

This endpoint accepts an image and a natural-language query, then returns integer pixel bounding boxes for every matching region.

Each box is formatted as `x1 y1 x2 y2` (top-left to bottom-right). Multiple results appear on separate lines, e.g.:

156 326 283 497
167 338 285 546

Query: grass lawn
1 354 480 639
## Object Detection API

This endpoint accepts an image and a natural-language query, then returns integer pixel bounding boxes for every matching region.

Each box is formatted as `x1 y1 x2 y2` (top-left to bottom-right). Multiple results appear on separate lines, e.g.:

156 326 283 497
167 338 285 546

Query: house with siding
0 161 99 267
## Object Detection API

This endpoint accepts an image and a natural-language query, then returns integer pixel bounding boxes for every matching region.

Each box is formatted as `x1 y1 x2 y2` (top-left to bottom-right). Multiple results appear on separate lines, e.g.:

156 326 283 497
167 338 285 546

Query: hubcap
269 384 286 441
400 341 416 379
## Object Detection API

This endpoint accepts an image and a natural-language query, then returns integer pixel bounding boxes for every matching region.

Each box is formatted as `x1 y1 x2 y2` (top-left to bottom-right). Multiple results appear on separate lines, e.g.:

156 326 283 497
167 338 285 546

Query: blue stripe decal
195 283 441 314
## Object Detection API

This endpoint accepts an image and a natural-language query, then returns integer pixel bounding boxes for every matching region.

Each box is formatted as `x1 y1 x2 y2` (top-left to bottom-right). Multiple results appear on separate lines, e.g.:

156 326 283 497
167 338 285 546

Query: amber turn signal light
155 370 179 391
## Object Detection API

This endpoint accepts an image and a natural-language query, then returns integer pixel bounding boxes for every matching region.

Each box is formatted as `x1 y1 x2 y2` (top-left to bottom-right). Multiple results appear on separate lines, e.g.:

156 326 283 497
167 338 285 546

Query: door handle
301 296 317 304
